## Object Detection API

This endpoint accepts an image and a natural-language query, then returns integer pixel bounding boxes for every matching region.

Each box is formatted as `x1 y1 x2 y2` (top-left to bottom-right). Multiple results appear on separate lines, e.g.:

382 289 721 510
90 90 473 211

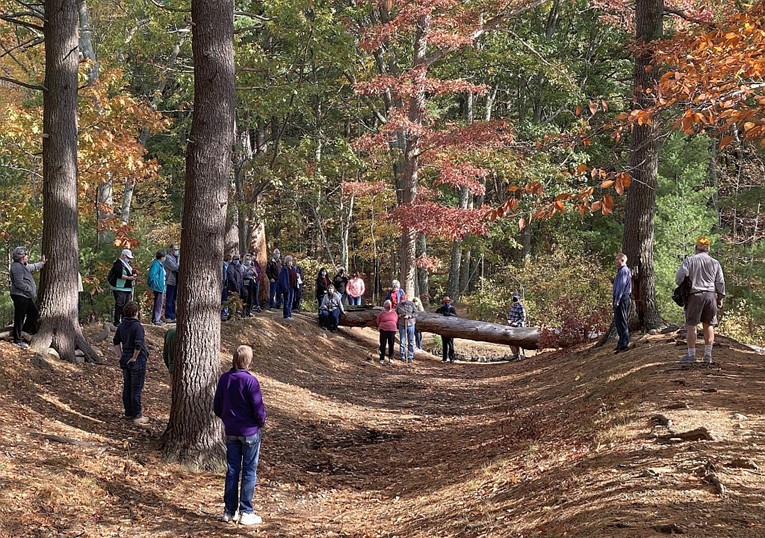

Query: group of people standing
374 280 459 365
108 245 180 327
224 252 264 319
264 249 305 319
611 236 726 367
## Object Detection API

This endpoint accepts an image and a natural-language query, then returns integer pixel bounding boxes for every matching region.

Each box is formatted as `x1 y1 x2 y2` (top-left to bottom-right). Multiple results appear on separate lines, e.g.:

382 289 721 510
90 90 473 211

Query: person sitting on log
435 296 457 363
319 284 345 332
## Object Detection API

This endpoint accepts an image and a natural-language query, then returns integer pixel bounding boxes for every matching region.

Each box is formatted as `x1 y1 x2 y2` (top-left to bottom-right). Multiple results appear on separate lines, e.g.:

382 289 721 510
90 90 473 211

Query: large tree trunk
397 15 430 298
623 0 664 331
341 309 540 349
162 0 235 471
32 0 98 363
416 233 429 305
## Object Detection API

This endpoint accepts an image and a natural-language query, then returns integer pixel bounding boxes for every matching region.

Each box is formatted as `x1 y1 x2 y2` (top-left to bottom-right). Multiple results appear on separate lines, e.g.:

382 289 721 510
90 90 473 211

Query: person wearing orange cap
675 236 725 367
435 296 458 363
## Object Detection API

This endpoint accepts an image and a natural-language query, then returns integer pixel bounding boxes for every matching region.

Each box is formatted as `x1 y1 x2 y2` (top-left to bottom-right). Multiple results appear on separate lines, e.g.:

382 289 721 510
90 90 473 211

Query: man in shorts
675 236 725 367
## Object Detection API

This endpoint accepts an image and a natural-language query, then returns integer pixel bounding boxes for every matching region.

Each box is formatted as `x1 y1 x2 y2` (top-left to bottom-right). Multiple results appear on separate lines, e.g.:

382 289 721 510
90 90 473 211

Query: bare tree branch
0 15 44 32
0 75 45 91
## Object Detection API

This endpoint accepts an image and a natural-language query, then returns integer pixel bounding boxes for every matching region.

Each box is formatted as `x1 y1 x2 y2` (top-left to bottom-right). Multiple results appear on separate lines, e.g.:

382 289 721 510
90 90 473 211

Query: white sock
704 344 712 356
687 348 696 358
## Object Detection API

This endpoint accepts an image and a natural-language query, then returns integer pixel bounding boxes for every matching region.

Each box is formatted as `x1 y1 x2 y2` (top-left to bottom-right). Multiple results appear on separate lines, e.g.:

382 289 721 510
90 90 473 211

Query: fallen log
340 307 540 349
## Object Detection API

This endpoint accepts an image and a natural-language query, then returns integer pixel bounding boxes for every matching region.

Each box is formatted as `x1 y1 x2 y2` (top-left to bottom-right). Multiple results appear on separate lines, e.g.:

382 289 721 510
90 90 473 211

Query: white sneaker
220 511 238 523
16 342 29 350
133 416 149 426
239 512 262 526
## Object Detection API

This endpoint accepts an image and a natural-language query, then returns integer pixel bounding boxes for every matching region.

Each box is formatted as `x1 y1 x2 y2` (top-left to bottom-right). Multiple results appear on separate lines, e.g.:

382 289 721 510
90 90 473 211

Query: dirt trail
1 311 764 537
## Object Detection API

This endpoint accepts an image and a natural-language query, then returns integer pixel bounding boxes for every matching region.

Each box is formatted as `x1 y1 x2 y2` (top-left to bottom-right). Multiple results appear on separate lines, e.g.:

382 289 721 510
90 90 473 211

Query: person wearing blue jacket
147 250 167 325
612 253 633 354
277 255 298 319
214 345 267 526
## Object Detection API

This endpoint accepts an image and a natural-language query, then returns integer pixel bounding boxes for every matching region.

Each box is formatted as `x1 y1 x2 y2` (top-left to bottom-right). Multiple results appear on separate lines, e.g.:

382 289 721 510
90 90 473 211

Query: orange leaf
554 200 565 211
603 194 615 210
592 201 602 212
600 180 615 189
589 102 598 115
744 121 756 132
575 105 582 117
518 217 526 231
576 164 588 175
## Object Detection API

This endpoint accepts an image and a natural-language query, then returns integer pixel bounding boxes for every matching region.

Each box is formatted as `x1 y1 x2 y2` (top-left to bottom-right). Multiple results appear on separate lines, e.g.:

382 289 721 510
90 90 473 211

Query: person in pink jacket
376 300 398 365
347 271 366 306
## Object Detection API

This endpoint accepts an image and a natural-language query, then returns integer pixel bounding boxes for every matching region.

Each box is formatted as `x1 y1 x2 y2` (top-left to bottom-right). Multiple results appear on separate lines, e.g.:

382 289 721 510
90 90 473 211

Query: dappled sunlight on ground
1 311 764 537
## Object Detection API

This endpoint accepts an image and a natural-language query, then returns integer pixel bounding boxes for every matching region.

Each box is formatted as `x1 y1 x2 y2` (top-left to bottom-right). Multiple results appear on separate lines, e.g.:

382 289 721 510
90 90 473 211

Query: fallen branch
31 432 108 449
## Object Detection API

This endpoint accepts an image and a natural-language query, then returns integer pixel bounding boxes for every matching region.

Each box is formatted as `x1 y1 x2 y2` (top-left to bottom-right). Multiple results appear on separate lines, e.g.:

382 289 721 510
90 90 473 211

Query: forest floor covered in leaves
1 311 765 537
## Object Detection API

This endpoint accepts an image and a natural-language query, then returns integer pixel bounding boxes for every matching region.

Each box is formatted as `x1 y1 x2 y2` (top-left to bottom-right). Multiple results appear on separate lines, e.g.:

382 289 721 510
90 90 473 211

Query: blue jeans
282 290 294 318
224 432 262 516
165 284 177 320
399 325 415 360
348 296 361 306
614 294 630 350
269 281 281 308
319 309 341 330
121 360 146 418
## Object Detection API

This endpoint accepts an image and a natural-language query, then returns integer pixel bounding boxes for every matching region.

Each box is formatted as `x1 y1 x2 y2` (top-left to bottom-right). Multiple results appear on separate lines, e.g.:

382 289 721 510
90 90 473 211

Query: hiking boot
679 355 696 368
16 342 29 350
133 416 149 426
220 511 238 523
239 512 262 526
703 355 714 367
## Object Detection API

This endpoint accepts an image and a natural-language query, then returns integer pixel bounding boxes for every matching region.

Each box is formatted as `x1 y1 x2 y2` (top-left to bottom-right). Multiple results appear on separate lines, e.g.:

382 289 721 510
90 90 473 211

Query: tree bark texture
398 14 430 298
32 0 98 363
162 0 235 471
623 0 664 331
341 308 540 349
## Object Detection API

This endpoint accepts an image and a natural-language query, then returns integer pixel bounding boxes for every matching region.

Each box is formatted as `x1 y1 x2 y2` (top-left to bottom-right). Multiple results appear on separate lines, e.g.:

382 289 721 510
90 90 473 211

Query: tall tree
622 0 664 330
162 0 235 469
31 0 98 362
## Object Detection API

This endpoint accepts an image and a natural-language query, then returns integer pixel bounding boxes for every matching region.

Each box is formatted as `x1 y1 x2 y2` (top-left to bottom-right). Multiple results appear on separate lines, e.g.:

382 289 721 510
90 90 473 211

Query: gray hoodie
9 261 44 299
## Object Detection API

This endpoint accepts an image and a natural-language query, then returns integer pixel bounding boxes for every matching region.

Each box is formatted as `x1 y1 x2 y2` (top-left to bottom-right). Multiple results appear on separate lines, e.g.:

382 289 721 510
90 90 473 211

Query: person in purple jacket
213 345 267 526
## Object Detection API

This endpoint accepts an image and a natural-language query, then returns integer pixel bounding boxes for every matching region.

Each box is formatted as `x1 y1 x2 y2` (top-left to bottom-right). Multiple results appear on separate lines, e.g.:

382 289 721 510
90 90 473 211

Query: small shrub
537 296 611 349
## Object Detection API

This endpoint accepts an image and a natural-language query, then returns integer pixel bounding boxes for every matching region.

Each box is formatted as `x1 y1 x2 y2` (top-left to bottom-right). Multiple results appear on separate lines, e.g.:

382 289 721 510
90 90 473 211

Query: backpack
672 276 691 307
107 265 120 287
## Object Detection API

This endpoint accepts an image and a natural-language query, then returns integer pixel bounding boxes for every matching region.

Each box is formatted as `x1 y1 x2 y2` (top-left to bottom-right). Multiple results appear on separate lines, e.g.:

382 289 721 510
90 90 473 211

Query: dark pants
121 361 146 418
224 433 262 516
442 337 455 362
379 330 396 361
113 290 131 326
293 287 302 312
152 291 163 323
614 294 631 351
11 294 38 343
319 309 341 330
165 284 177 320
282 289 294 318
415 330 423 350
269 281 281 308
